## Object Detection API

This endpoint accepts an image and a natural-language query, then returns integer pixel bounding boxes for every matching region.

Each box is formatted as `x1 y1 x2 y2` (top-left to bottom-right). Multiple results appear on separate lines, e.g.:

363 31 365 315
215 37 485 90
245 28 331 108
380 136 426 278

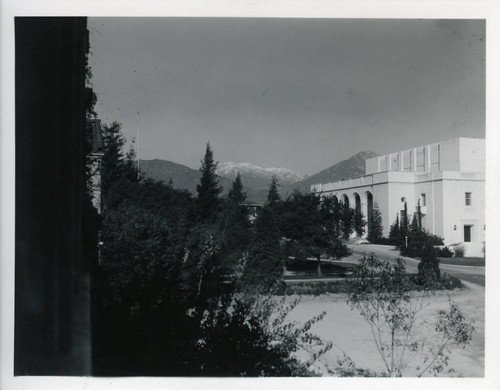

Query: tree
228 172 246 204
279 192 350 276
367 202 383 243
410 213 419 232
353 205 366 237
400 220 445 258
416 241 441 284
389 214 400 245
340 200 355 239
196 142 223 222
347 255 474 377
416 199 423 230
101 121 138 202
267 175 281 206
400 202 409 243
241 205 283 291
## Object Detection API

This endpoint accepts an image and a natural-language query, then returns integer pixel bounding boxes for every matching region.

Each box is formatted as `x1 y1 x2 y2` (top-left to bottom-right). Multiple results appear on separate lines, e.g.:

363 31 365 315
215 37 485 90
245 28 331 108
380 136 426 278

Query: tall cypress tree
196 143 222 221
367 202 383 243
228 172 246 204
267 175 281 206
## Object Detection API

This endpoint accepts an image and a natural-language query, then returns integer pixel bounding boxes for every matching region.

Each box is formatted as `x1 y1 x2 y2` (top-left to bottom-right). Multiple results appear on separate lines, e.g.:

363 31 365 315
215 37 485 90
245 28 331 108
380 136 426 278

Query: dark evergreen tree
279 192 350 276
401 202 409 236
367 202 384 243
242 205 283 290
416 241 441 284
354 206 366 237
416 199 423 230
196 142 223 221
218 173 251 262
228 172 246 204
267 175 281 206
389 214 400 244
340 200 355 239
410 213 419 232
101 121 138 199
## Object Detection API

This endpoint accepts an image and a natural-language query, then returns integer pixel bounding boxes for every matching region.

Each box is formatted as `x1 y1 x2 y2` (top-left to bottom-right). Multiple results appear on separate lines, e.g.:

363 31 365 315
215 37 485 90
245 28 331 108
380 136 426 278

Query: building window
464 225 472 242
421 194 426 206
465 192 472 206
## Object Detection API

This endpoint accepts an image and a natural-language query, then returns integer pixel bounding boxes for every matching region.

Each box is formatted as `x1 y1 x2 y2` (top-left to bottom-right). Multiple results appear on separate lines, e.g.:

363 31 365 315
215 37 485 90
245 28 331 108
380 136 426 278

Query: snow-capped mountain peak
216 162 309 187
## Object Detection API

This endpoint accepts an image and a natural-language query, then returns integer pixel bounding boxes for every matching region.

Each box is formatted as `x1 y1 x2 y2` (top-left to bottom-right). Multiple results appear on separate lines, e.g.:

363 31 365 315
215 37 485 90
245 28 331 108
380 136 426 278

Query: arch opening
366 191 374 238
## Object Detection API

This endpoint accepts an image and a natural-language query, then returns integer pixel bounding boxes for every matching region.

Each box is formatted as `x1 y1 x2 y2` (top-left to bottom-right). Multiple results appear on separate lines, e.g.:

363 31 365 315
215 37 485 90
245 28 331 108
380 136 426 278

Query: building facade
311 137 485 256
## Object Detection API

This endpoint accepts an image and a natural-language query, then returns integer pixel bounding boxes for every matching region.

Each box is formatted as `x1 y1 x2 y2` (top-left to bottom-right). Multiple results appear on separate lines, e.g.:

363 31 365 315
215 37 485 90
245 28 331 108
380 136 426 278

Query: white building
311 137 485 256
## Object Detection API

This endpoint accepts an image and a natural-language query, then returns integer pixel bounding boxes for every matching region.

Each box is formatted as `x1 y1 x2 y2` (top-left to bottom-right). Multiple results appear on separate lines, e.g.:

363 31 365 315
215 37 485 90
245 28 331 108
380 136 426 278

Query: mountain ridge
287 151 379 193
138 150 378 204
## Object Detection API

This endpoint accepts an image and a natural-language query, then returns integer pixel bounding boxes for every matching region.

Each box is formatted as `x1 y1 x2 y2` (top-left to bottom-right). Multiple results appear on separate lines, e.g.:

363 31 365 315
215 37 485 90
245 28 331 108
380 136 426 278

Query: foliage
240 205 284 292
277 192 350 276
389 214 400 244
248 295 334 375
93 126 333 376
416 242 441 285
367 202 384 243
435 246 454 258
401 201 409 237
196 142 223 222
280 281 350 296
346 255 474 377
353 205 366 237
267 175 281 206
194 296 313 376
340 200 355 239
453 245 465 257
400 227 444 258
227 172 246 204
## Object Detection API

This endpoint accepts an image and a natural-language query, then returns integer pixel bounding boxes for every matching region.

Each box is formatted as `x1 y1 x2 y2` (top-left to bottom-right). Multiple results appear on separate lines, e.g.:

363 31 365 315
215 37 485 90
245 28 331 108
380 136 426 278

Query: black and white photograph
1 1 499 389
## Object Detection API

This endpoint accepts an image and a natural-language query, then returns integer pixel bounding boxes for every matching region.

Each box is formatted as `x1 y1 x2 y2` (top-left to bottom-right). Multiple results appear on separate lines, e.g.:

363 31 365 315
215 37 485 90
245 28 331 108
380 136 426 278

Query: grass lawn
438 256 485 266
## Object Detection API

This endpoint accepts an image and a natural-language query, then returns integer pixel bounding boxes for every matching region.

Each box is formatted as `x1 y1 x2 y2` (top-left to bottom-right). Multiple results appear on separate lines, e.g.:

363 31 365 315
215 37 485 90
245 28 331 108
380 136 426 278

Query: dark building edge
14 17 93 375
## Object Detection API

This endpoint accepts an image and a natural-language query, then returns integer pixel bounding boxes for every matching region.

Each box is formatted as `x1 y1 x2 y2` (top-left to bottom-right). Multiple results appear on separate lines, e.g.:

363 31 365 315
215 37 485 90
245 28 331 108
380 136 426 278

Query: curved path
348 243 485 286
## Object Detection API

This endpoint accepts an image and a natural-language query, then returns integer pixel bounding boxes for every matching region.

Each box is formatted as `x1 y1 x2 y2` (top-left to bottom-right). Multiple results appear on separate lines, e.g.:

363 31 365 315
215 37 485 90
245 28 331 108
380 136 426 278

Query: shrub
281 281 349 296
416 242 441 285
435 246 454 258
347 255 474 377
400 228 444 258
453 245 465 257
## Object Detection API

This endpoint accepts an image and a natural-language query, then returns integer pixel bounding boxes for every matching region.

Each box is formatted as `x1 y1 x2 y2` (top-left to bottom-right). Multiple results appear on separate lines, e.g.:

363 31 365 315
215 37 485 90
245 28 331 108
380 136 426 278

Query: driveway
349 243 485 286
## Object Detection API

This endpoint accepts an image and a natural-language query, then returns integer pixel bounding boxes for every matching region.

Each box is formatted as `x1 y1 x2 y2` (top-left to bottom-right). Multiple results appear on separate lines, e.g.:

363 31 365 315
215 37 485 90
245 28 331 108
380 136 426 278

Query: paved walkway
349 243 485 286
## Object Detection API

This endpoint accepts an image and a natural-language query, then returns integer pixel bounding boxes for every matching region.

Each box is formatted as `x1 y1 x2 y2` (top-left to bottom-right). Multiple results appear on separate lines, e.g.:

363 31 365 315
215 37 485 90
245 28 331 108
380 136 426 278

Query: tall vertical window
465 192 472 206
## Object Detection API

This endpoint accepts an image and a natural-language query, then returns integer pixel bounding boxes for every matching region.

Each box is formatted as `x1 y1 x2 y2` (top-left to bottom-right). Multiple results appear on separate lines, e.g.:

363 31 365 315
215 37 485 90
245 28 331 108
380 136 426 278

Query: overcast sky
88 18 485 174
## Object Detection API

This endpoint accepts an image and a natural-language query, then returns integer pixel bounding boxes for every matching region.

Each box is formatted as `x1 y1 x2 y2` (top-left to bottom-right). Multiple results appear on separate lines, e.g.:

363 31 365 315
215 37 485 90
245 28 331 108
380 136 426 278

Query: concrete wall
440 174 485 246
366 137 485 175
459 138 485 172
313 137 485 255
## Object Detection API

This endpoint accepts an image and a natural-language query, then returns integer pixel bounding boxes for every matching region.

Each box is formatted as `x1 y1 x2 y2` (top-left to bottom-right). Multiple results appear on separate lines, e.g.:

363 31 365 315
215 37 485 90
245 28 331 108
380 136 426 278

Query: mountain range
138 150 378 204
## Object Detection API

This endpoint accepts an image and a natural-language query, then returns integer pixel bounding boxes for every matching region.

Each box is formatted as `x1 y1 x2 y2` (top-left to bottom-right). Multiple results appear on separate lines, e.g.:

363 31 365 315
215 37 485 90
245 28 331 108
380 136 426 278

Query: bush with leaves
278 192 350 276
93 124 335 376
353 206 366 237
416 242 441 285
240 205 283 291
346 255 475 377
435 246 454 258
400 219 445 258
367 201 384 243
